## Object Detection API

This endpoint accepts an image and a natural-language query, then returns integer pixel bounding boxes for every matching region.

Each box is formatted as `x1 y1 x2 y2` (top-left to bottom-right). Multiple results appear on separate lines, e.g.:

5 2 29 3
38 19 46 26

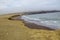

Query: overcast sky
0 0 60 14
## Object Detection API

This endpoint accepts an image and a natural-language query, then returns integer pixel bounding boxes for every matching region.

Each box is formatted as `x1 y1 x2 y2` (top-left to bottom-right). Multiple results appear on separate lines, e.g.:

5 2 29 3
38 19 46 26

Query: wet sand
22 20 55 30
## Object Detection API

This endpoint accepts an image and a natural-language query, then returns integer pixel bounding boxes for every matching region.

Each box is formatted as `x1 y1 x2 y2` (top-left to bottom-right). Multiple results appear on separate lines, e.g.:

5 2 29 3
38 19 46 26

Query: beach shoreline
22 20 55 30
8 12 60 30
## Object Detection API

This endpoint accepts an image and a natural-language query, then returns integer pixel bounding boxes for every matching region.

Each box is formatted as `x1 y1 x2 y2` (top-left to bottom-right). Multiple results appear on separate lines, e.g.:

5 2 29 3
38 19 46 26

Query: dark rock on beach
8 15 20 20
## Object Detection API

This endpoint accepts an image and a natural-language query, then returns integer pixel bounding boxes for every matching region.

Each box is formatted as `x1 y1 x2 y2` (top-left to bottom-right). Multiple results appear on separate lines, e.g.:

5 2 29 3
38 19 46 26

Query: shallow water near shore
21 12 60 29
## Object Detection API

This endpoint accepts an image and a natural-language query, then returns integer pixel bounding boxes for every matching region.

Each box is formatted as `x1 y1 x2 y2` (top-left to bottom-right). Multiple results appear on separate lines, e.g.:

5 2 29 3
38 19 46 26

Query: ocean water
21 12 60 29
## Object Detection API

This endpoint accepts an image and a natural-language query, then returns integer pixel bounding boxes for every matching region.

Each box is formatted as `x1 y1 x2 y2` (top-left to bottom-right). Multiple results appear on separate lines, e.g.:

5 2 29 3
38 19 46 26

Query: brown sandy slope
0 13 60 40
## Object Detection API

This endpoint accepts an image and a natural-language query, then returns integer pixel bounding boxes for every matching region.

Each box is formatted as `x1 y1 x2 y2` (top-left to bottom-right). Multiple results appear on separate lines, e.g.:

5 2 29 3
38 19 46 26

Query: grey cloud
0 0 60 14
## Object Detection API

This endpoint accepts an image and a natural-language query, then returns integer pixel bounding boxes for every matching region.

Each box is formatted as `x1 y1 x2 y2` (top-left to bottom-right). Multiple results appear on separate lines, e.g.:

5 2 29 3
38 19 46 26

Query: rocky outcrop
8 15 20 20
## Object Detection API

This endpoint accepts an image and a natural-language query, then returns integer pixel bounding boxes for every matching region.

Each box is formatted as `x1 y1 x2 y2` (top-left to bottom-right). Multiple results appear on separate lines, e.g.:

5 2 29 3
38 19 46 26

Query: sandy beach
0 13 60 40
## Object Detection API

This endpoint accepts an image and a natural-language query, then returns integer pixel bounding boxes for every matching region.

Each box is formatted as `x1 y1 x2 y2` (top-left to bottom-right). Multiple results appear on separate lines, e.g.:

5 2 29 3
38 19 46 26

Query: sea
21 12 60 29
